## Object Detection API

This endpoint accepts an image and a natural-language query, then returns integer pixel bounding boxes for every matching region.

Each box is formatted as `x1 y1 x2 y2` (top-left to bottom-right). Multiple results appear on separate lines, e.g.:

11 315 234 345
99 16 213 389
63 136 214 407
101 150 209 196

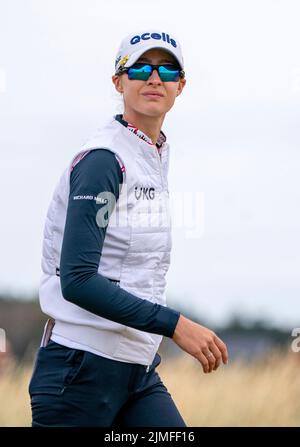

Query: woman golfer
29 29 228 427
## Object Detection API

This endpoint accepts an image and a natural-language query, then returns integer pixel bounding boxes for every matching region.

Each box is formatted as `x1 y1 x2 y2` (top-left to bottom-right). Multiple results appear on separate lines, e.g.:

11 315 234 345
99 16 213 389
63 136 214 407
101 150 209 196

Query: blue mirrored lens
128 64 152 80
158 66 180 82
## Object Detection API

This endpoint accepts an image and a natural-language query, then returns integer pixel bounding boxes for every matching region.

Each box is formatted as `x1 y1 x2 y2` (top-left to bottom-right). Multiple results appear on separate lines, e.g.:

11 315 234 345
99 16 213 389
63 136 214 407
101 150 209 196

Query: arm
60 149 180 338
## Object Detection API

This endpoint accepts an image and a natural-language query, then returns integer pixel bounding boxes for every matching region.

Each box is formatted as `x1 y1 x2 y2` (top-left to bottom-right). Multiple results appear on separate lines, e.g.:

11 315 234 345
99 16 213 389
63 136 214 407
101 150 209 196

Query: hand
172 315 229 373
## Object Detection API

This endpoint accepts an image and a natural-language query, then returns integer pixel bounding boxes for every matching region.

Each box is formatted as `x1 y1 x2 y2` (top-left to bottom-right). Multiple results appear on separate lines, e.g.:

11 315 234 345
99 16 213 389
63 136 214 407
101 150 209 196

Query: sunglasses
117 63 185 82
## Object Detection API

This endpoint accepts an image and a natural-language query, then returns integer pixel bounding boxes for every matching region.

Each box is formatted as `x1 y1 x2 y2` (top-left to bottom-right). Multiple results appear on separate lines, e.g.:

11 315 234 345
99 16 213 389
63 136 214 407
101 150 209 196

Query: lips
142 91 164 98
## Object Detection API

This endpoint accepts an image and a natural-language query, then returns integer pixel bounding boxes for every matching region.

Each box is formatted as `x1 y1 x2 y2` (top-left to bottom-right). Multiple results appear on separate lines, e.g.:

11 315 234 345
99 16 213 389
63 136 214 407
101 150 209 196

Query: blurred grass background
0 348 299 426
0 294 299 426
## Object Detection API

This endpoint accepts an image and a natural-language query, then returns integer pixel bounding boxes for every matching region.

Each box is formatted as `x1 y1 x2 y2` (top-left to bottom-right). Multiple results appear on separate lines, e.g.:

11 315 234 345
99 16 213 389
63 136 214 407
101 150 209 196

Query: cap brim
123 44 183 70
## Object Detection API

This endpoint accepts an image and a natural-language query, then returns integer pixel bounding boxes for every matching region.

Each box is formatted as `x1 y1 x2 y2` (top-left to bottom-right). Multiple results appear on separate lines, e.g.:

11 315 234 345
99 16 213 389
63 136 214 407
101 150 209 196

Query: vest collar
114 114 167 150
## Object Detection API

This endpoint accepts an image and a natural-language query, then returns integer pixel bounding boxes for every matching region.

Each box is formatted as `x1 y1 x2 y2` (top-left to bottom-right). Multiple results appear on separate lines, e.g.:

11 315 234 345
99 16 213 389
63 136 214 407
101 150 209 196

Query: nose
147 68 162 85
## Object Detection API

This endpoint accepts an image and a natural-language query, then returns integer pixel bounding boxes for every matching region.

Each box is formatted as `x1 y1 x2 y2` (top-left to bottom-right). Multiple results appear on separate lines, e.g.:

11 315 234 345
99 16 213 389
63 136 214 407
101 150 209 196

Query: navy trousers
28 340 186 427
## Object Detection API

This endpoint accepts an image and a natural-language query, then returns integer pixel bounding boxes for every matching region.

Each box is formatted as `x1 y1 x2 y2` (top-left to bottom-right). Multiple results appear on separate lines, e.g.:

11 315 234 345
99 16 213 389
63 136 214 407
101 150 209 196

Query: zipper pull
146 365 150 373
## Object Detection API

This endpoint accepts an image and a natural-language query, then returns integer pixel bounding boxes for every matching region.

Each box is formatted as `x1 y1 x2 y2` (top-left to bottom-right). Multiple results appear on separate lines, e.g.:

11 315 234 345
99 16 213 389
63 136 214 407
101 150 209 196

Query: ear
112 75 124 93
176 78 186 96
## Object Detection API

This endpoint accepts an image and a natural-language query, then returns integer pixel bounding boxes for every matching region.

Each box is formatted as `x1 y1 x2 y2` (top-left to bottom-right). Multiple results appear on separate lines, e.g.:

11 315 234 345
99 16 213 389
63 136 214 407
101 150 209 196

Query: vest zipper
153 145 164 187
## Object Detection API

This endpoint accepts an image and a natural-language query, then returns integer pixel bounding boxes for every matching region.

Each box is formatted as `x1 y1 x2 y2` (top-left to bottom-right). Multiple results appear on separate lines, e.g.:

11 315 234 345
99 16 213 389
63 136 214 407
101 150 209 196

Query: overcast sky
0 0 299 329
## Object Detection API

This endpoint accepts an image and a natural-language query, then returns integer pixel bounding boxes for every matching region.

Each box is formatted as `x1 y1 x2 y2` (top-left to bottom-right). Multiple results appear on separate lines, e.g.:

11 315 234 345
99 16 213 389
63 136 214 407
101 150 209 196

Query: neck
123 110 165 145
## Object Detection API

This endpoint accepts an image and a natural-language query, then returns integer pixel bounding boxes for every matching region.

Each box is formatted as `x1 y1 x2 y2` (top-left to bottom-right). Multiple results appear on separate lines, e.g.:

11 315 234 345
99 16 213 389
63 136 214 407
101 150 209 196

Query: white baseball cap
114 30 184 74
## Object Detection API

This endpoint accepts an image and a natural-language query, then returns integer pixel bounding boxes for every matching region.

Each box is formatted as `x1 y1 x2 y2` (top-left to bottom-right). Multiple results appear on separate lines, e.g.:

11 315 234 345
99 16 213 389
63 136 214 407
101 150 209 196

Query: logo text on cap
130 32 177 48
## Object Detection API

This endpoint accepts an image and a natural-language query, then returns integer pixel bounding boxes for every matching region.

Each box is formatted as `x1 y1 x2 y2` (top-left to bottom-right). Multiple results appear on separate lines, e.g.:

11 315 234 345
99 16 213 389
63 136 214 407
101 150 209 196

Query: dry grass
158 349 300 426
0 349 299 426
0 363 32 427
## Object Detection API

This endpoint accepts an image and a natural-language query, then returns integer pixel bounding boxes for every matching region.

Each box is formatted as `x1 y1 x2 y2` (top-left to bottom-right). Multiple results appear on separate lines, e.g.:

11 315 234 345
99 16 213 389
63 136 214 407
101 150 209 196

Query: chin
139 106 167 118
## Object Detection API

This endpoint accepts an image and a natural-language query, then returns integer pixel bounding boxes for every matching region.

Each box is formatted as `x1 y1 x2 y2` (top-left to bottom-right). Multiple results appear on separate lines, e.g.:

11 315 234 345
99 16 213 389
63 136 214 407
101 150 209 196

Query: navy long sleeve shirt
59 148 180 338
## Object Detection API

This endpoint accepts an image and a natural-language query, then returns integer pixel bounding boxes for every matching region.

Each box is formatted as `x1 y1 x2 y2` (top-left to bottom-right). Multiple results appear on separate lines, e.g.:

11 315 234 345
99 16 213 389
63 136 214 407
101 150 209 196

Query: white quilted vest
39 117 172 366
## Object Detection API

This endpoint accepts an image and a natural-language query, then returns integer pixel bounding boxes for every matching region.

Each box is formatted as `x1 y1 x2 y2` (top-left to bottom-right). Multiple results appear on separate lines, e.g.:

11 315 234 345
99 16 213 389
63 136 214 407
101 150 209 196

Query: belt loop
40 318 55 347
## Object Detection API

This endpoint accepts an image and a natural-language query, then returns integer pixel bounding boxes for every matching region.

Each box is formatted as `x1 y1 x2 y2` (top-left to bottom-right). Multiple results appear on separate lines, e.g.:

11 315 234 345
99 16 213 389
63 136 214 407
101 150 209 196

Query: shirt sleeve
59 149 180 338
